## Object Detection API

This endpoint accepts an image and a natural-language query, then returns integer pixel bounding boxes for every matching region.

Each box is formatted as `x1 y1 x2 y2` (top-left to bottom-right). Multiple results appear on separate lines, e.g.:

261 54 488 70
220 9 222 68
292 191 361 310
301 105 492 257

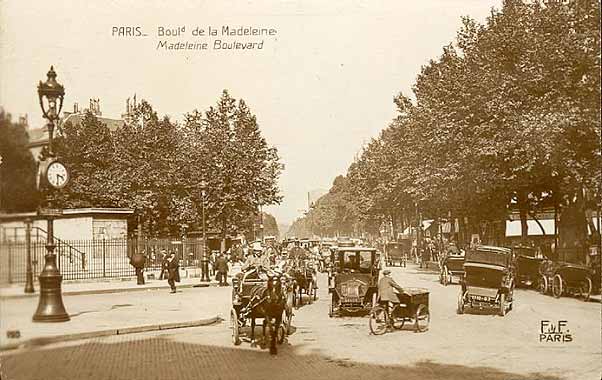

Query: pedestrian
215 252 229 286
129 250 146 285
166 251 180 293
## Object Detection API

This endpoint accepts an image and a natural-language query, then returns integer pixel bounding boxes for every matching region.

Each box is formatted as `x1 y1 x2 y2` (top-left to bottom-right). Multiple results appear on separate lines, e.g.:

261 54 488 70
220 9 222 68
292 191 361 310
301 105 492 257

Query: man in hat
166 251 180 293
215 252 229 286
378 269 405 320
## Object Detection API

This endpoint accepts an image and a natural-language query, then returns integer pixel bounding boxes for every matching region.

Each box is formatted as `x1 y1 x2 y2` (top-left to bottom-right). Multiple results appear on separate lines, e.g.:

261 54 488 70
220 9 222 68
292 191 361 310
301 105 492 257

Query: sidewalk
0 283 231 351
0 263 244 300
0 265 244 351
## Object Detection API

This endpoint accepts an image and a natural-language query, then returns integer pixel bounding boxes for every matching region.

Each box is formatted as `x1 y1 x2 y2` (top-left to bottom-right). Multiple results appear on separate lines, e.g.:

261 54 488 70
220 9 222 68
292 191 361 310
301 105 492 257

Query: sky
0 0 501 226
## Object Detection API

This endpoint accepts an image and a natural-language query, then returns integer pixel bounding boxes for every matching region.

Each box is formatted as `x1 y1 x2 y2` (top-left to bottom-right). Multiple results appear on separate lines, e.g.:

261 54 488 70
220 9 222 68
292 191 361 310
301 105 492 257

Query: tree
52 111 118 208
0 110 39 212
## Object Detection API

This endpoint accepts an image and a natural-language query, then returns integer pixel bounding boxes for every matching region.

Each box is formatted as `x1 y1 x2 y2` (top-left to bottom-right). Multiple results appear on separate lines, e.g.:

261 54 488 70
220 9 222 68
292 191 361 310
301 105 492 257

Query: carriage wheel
498 293 506 317
580 277 592 302
230 308 241 345
285 310 293 335
415 304 430 332
538 275 548 295
369 306 388 335
456 291 464 315
552 274 563 298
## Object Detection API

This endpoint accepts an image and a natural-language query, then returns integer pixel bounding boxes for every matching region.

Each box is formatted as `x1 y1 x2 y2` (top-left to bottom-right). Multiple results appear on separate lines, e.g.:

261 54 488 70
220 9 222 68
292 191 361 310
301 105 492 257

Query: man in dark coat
215 253 229 286
166 251 180 293
129 250 147 285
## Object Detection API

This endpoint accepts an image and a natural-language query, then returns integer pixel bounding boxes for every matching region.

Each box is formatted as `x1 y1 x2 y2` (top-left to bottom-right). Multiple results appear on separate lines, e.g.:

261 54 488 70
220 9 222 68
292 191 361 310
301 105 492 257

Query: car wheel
498 293 506 317
581 277 592 302
552 274 563 298
456 292 464 315
538 275 548 295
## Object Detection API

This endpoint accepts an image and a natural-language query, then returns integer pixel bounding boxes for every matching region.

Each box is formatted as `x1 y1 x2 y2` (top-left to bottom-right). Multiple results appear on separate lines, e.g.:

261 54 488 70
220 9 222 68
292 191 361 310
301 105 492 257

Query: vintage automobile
369 287 430 335
457 246 515 316
384 241 408 267
329 246 380 317
539 260 593 301
439 251 465 286
513 245 544 288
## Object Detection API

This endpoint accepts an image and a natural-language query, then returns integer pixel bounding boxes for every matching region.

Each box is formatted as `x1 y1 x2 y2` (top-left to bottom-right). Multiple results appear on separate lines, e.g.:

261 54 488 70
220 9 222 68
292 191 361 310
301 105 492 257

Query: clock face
46 161 69 189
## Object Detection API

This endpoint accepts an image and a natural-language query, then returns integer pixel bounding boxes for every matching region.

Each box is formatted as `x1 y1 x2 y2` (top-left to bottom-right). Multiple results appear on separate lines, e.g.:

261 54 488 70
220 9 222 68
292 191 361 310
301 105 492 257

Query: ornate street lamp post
33 66 70 322
200 180 210 282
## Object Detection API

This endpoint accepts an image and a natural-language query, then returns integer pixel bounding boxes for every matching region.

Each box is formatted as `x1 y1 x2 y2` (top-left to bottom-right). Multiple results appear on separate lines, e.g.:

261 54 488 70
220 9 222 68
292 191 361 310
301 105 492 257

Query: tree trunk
517 190 529 243
221 217 227 252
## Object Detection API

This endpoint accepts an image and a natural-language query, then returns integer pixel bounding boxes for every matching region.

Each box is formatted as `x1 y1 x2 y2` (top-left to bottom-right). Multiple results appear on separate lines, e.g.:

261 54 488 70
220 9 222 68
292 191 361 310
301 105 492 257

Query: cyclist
377 269 405 323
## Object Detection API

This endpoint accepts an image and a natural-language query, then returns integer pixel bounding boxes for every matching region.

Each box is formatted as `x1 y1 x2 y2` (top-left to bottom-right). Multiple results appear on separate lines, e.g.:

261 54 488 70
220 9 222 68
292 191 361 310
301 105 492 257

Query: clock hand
57 174 64 182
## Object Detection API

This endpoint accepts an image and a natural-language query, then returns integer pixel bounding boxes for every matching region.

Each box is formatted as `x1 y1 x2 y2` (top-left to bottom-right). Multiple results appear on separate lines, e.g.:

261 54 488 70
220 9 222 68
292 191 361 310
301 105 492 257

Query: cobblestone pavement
1 265 600 380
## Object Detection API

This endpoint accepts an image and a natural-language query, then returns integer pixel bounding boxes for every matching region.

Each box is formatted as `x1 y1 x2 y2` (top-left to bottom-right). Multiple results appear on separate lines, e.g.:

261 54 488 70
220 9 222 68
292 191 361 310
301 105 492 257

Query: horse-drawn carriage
288 257 318 306
439 254 465 286
329 246 379 317
538 260 593 301
457 246 515 316
384 241 409 267
230 268 293 354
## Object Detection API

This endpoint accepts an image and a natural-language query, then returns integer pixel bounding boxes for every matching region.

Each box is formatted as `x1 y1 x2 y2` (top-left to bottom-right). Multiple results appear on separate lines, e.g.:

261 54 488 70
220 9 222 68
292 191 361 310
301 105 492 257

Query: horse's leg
268 313 277 355
250 317 256 347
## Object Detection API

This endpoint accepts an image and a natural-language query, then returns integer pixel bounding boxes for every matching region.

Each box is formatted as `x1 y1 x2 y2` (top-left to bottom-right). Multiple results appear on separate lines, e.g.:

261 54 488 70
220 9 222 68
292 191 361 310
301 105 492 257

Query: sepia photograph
0 1 600 379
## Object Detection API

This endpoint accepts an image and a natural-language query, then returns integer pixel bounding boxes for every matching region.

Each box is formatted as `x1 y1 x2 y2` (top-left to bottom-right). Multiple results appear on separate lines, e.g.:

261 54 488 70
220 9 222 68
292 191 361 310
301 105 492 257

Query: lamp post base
32 254 69 322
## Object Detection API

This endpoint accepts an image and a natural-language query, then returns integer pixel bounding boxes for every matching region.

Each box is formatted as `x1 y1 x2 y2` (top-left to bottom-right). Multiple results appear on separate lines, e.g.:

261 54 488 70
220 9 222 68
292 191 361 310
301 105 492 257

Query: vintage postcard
0 1 600 379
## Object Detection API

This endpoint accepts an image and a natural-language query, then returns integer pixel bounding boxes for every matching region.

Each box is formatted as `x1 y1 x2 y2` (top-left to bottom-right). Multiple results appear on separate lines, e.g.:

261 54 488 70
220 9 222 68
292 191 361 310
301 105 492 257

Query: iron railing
0 236 206 284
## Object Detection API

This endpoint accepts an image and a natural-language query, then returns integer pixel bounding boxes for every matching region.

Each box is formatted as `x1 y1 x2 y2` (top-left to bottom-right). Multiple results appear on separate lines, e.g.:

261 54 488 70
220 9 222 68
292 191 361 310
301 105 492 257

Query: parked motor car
457 245 515 316
513 245 544 288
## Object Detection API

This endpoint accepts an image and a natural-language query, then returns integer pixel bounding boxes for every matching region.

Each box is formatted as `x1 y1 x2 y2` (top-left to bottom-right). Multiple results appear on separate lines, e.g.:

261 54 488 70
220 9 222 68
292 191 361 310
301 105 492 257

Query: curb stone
0 316 222 352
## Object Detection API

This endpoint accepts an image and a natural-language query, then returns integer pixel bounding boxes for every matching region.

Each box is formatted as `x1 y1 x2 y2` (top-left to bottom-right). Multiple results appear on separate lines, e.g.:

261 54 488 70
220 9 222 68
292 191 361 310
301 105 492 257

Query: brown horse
247 276 287 355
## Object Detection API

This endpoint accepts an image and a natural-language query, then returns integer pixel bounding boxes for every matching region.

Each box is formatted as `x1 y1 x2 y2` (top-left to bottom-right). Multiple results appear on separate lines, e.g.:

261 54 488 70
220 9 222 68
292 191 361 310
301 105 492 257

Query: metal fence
0 236 205 284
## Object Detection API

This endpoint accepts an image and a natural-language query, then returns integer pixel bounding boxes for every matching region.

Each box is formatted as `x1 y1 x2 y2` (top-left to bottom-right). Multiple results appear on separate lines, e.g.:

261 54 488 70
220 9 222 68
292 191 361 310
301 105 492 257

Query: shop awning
505 219 555 237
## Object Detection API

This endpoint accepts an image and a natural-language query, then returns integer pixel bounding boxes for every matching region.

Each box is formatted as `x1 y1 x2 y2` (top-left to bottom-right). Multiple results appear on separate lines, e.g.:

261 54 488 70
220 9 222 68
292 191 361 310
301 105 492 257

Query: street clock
45 159 69 189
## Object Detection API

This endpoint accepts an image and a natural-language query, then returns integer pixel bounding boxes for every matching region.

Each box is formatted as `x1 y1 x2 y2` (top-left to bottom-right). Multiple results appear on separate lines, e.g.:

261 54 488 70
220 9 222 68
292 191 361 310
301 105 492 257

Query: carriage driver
378 269 405 316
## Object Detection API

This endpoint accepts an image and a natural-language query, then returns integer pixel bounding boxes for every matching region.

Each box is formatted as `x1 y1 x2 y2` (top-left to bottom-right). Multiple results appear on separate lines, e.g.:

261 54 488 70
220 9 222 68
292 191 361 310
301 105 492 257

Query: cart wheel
581 277 592 302
456 292 464 315
498 293 506 316
415 304 430 332
230 308 241 345
538 275 548 295
369 306 388 335
552 274 563 298
285 310 293 335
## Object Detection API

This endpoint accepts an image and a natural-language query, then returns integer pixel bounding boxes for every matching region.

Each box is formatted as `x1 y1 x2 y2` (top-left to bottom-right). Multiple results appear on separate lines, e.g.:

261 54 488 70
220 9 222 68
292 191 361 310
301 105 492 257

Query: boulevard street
1 264 599 380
